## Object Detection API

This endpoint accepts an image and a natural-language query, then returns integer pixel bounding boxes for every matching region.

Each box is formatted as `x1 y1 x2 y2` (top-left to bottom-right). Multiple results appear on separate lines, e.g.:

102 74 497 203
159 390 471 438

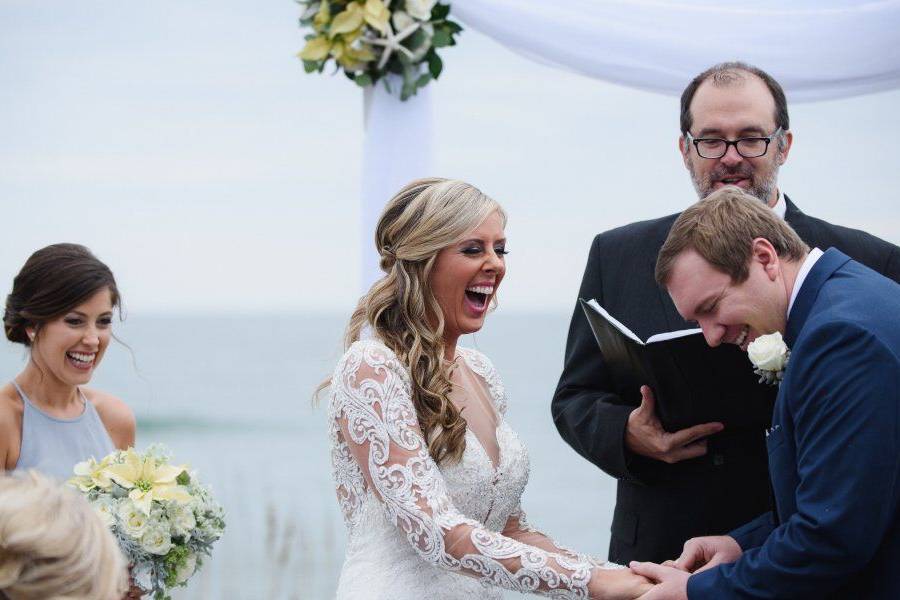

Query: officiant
551 62 900 564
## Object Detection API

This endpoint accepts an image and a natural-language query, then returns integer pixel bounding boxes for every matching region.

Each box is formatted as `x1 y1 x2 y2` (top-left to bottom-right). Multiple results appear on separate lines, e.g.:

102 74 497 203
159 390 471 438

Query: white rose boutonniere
747 332 790 386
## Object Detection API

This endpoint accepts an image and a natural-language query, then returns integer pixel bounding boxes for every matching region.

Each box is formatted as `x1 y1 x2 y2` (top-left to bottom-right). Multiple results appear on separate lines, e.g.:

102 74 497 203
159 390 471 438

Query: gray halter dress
10 381 116 481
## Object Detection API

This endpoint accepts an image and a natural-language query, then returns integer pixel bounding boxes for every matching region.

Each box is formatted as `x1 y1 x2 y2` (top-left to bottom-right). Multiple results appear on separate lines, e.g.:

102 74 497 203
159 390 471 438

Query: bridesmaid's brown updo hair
4 243 121 347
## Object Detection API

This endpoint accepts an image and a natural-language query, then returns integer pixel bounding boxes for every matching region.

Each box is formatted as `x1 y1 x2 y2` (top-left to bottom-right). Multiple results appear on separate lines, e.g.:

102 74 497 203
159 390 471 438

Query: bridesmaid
1 243 135 480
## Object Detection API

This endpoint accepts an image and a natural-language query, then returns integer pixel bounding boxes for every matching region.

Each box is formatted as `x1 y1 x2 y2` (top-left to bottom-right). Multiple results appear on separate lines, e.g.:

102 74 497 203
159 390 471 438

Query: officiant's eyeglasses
685 127 783 159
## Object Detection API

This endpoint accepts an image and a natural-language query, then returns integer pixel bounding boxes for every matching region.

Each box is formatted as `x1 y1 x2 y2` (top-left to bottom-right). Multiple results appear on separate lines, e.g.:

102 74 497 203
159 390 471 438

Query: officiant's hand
625 386 724 464
672 535 742 574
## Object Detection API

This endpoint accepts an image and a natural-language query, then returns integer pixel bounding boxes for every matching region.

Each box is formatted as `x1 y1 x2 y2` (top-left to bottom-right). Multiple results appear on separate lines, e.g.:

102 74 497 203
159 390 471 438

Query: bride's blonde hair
336 177 505 465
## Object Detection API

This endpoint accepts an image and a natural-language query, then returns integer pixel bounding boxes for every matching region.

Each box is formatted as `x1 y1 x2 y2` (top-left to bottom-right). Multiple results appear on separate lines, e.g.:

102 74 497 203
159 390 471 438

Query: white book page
585 299 645 345
646 328 702 343
585 299 702 344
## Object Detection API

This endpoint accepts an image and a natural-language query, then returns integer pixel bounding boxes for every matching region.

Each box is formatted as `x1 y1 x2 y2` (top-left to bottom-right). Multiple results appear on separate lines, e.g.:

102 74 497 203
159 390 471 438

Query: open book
580 299 765 432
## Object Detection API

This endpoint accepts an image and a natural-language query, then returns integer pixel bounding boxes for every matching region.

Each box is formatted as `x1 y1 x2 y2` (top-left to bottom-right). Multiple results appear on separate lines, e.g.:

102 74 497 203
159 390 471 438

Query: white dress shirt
788 247 824 318
772 191 786 220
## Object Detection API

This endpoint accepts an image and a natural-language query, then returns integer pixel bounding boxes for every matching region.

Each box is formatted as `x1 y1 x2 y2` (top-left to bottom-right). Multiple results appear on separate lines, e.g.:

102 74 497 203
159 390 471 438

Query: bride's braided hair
327 177 505 466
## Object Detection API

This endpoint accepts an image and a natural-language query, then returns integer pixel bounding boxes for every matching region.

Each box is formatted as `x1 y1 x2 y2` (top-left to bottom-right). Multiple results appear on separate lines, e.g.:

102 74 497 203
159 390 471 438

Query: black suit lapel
784 195 814 242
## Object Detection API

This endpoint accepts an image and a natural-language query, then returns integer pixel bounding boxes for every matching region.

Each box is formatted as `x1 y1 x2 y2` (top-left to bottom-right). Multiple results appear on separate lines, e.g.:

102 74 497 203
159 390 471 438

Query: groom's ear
751 237 780 281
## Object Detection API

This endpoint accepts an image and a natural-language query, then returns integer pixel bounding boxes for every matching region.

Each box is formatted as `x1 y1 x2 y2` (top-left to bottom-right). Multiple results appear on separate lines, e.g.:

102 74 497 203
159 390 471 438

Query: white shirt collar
787 247 824 318
772 190 786 220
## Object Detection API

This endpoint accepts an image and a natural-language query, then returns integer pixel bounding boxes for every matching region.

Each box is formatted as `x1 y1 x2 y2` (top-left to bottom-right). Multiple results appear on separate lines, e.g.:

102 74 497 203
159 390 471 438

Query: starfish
367 21 420 70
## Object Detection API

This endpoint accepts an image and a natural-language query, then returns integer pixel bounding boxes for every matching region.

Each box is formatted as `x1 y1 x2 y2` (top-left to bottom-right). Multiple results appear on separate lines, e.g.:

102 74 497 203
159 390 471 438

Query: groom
630 186 900 599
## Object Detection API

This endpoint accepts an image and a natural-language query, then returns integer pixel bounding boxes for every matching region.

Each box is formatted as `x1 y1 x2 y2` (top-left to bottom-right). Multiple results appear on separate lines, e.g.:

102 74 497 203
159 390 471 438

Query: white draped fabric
361 81 433 287
361 0 900 286
453 0 900 102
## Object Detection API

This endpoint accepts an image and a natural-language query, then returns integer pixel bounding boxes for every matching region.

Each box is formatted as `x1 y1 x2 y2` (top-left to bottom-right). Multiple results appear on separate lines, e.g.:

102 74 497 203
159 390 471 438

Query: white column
360 79 434 290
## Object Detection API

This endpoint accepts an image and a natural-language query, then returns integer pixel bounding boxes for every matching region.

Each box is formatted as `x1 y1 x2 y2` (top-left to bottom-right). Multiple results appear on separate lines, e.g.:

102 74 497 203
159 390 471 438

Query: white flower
392 10 415 32
140 524 173 555
174 552 198 584
117 499 149 538
91 496 118 528
167 502 196 539
747 332 790 385
405 0 436 21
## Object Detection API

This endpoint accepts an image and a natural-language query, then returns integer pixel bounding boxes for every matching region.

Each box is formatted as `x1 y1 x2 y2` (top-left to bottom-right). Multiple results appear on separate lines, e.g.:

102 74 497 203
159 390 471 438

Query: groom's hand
625 386 724 464
674 535 742 574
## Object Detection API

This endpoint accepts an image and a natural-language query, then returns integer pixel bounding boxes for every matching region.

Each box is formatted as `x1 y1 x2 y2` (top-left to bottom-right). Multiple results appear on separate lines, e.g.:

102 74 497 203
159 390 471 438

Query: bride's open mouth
464 284 494 314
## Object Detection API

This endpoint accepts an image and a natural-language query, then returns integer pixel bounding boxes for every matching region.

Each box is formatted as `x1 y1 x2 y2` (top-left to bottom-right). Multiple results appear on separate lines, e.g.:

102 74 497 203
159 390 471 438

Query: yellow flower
104 448 191 515
331 39 375 71
329 2 364 38
299 35 333 61
70 455 114 492
363 0 390 34
313 1 331 32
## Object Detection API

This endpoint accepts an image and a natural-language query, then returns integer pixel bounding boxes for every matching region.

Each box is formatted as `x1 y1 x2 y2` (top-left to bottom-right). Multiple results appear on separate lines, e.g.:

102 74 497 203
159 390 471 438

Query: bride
323 178 652 599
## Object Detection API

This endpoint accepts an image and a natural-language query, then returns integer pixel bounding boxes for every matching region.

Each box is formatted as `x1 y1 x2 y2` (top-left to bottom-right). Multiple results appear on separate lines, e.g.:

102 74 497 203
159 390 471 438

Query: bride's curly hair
330 177 505 466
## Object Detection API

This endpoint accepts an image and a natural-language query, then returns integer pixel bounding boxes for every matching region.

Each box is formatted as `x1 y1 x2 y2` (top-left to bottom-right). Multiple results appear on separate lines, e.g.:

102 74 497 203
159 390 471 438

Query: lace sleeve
331 341 596 598
501 507 618 569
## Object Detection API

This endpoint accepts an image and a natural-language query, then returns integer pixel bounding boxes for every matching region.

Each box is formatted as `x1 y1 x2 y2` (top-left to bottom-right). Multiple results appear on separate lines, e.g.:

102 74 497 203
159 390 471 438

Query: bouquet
70 445 225 600
297 0 463 100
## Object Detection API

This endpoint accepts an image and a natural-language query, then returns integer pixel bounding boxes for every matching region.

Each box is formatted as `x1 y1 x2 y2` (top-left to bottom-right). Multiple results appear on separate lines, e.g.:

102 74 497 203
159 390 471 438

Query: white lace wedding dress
328 338 614 599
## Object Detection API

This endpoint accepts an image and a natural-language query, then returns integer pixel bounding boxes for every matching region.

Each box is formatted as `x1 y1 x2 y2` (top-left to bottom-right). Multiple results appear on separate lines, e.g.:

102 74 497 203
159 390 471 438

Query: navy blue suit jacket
688 248 900 599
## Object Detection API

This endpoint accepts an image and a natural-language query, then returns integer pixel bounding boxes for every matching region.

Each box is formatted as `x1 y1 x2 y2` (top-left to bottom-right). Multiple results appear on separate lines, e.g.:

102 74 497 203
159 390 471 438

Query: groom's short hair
656 186 809 286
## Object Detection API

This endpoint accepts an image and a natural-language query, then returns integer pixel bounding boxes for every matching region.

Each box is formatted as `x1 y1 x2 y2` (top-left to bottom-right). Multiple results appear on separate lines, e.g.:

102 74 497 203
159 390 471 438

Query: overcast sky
3 0 899 314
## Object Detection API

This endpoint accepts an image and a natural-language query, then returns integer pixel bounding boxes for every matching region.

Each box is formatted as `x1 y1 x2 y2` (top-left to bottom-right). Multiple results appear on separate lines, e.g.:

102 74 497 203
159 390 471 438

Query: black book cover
580 298 771 432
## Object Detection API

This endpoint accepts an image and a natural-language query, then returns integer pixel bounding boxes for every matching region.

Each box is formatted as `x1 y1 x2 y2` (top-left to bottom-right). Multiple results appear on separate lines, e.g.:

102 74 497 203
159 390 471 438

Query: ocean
0 312 618 599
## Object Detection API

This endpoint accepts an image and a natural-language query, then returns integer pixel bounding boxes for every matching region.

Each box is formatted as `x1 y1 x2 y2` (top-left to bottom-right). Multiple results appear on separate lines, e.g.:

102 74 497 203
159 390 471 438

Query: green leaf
407 28 428 51
432 3 450 20
416 73 431 88
303 60 320 73
427 51 443 79
445 20 463 34
386 59 402 74
432 28 452 48
355 73 372 87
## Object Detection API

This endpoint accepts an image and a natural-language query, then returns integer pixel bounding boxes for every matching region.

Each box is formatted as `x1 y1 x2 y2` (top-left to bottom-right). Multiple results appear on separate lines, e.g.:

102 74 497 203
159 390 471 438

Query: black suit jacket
551 196 900 564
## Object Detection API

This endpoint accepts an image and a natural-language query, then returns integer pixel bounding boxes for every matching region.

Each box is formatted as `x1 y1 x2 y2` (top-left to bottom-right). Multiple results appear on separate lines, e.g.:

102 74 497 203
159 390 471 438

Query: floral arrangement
747 332 790 386
297 0 463 100
69 445 225 600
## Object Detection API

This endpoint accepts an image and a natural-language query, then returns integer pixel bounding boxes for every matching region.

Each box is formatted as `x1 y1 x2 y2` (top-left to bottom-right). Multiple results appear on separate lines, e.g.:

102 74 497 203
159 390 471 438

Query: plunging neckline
465 424 503 472
451 350 503 472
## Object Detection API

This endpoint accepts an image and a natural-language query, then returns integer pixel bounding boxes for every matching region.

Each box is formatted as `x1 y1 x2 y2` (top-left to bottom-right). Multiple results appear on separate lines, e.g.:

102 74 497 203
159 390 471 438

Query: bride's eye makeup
460 240 507 256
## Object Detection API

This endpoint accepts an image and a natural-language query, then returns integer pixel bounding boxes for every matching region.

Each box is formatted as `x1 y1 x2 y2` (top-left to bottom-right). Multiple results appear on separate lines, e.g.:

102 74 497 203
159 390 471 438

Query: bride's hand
588 567 653 600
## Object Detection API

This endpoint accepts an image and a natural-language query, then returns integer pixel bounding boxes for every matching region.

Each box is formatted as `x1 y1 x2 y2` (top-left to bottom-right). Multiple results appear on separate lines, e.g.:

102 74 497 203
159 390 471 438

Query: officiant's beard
689 161 779 206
